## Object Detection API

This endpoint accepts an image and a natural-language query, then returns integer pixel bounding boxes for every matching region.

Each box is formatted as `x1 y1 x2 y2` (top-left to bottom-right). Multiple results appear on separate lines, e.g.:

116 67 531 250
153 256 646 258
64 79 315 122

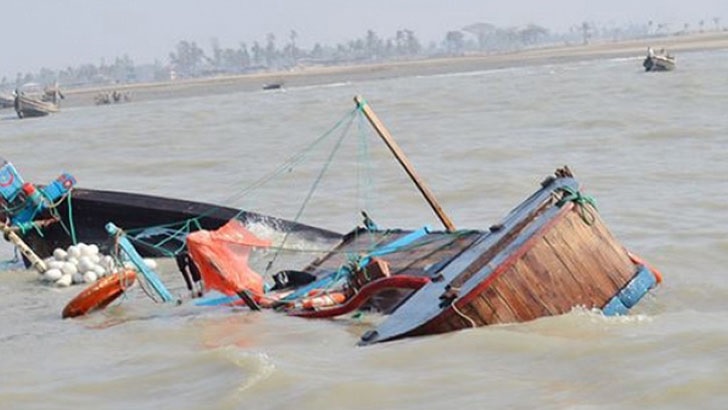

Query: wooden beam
354 96 456 232
0 221 47 273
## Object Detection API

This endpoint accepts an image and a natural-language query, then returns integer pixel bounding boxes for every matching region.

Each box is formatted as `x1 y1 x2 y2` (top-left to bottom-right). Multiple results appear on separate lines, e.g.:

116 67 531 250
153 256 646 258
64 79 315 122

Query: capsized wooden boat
357 167 660 344
0 159 342 265
179 98 662 344
54 96 662 344
181 167 661 345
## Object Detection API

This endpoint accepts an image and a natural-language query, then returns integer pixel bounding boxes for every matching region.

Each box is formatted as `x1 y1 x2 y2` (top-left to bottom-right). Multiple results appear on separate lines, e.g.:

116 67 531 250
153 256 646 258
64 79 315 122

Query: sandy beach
64 31 728 107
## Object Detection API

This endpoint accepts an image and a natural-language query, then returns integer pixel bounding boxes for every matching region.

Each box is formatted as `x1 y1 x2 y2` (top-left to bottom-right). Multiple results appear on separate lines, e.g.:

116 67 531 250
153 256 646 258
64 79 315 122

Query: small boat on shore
50 96 662 344
643 47 676 72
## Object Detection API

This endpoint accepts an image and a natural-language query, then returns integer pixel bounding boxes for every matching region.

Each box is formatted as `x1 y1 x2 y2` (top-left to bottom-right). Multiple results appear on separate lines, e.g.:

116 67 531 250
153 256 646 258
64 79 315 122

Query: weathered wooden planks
423 203 638 334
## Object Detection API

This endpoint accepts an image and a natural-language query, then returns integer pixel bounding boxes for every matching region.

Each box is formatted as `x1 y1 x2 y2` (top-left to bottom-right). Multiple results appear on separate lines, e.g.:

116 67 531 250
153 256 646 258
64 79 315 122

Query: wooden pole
0 221 47 273
354 96 456 232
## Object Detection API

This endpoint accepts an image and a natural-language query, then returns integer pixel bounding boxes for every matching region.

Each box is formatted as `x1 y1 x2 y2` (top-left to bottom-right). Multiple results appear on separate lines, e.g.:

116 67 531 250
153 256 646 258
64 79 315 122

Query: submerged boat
0 159 342 266
55 96 662 345
643 47 676 72
182 168 661 346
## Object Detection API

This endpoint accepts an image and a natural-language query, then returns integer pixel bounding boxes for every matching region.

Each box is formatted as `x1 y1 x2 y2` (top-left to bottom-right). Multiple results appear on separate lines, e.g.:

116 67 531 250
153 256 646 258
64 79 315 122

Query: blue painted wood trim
602 265 656 315
602 296 629 316
106 222 175 303
617 265 656 308
195 294 240 306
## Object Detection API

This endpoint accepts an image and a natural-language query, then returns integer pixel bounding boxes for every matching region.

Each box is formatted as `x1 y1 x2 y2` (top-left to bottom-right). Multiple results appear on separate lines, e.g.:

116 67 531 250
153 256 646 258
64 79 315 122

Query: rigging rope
265 109 357 273
556 186 597 225
121 106 362 256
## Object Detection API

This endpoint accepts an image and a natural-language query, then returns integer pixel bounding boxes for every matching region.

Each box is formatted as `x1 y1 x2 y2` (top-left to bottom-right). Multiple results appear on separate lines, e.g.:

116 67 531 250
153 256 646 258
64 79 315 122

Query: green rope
556 186 597 225
265 110 357 273
145 219 194 248
66 191 78 244
44 190 79 245
126 236 179 258
14 221 44 237
1 200 26 215
118 106 360 254
230 108 359 206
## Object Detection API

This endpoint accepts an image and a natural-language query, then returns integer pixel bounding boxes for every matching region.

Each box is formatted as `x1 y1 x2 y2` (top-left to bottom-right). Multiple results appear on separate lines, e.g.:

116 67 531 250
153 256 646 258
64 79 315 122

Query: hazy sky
2 0 726 78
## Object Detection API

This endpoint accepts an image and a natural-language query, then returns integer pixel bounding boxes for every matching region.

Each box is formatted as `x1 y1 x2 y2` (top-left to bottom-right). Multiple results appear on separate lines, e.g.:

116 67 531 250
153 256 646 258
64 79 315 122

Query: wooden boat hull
359 171 658 345
13 187 342 262
15 95 59 118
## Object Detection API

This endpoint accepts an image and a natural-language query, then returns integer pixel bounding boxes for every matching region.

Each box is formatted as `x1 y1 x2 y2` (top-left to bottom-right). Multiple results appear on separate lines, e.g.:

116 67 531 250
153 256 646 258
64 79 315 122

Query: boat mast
354 95 456 232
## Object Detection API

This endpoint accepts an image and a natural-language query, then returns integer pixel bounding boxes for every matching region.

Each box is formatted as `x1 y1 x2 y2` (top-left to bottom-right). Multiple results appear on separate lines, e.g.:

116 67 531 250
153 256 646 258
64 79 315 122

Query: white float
41 242 122 287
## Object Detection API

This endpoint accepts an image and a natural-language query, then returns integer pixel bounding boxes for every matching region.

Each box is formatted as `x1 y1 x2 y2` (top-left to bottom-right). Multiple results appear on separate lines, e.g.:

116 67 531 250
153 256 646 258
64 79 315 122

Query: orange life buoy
627 251 663 285
62 269 136 319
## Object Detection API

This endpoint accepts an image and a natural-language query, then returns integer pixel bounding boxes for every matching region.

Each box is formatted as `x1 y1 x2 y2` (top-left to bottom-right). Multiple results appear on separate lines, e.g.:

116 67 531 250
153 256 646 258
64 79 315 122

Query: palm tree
443 31 465 55
581 22 591 45
265 33 276 67
462 22 497 50
289 30 298 64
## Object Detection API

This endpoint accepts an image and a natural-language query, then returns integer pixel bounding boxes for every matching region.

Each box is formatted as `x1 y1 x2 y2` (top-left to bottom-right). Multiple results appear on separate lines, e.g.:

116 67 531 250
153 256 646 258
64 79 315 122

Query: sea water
1 49 727 409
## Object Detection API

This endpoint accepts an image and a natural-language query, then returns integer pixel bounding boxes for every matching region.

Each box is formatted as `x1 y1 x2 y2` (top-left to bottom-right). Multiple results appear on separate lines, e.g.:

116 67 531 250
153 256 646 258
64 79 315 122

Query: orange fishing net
186 219 271 297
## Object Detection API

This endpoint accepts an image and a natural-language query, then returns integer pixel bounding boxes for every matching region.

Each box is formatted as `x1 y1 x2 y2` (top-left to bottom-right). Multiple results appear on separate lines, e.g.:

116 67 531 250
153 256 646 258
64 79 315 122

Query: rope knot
556 186 598 225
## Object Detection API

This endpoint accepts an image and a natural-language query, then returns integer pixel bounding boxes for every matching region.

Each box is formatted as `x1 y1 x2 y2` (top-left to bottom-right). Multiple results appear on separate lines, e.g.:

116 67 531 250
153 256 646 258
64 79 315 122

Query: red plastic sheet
186 219 271 296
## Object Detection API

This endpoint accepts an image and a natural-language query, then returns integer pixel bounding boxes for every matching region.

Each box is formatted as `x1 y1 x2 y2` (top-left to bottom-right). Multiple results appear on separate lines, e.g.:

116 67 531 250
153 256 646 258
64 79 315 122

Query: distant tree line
0 17 724 90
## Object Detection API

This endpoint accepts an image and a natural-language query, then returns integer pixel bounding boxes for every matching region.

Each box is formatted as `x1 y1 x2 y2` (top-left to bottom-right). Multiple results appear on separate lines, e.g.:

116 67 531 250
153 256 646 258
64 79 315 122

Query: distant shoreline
63 31 728 108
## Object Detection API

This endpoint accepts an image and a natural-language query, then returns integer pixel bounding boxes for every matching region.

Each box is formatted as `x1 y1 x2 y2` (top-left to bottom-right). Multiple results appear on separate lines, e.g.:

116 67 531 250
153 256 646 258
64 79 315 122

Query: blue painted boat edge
195 294 240 307
602 265 657 316
106 222 175 303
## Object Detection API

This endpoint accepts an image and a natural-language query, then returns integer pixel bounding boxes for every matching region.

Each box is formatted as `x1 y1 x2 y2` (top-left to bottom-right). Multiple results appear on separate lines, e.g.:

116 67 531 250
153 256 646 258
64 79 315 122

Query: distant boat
13 83 63 118
0 93 14 109
94 90 131 105
643 47 676 72
262 82 283 91
14 95 60 118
